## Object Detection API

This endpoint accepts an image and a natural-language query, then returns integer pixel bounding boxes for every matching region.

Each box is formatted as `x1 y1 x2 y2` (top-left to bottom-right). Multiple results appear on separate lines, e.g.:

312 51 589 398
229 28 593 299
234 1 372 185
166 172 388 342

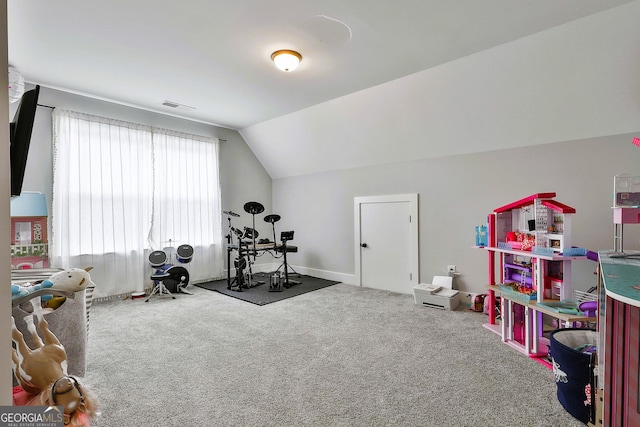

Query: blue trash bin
549 328 597 424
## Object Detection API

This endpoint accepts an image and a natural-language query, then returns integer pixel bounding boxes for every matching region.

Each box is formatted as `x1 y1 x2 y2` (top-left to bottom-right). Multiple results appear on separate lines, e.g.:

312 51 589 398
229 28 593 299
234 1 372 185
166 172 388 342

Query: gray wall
273 133 640 295
17 87 640 299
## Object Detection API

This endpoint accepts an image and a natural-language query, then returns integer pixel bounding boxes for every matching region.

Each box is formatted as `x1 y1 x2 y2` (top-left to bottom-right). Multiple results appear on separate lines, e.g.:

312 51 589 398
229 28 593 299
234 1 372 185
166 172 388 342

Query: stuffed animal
12 267 93 307
11 298 98 426
43 267 93 293
11 283 31 299
11 280 55 301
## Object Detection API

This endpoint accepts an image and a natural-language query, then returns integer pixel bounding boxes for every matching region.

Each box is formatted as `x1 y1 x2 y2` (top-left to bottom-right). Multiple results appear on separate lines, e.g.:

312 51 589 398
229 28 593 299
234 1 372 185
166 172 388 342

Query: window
52 109 222 299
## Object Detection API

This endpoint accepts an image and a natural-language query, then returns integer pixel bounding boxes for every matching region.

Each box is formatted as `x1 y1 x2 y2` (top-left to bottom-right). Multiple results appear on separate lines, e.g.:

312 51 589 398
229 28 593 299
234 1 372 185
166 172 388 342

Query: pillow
521 233 535 251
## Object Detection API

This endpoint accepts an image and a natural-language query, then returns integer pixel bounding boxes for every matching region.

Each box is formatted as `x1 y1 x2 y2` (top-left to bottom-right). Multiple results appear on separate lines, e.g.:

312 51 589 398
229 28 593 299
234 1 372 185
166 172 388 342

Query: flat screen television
10 84 40 196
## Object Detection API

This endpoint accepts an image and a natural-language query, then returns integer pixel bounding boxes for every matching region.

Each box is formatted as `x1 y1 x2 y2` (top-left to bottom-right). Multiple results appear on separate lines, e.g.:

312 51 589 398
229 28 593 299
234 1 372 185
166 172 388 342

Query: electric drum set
224 201 299 292
146 241 194 302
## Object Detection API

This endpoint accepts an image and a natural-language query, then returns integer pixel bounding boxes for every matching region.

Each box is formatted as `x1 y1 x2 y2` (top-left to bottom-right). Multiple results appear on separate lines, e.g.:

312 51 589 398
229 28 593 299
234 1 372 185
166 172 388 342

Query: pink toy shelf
478 192 595 363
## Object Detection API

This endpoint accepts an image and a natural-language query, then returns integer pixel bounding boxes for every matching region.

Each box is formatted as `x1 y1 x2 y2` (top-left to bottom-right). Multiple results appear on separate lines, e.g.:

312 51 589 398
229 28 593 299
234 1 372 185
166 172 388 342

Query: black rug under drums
194 274 340 306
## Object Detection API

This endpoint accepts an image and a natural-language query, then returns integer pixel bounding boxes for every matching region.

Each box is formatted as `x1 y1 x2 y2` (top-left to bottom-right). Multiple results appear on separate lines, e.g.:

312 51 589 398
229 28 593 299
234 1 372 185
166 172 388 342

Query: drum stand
223 210 241 245
243 254 259 288
274 232 300 288
243 201 266 287
240 247 263 289
264 214 281 243
275 259 300 278
232 254 247 290
228 248 261 291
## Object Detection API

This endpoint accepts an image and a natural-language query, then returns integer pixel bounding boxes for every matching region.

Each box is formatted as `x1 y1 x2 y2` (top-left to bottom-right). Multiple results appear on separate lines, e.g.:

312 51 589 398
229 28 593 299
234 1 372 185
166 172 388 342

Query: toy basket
549 328 597 424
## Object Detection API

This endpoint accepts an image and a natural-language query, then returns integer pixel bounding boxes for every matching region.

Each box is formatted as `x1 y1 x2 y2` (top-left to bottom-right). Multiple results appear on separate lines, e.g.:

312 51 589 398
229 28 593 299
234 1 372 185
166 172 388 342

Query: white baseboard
223 264 356 285
287 265 356 285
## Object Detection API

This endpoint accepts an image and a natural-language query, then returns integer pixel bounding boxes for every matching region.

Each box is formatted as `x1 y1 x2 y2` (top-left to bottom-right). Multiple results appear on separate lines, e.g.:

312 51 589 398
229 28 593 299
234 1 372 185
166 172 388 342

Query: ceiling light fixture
271 50 302 72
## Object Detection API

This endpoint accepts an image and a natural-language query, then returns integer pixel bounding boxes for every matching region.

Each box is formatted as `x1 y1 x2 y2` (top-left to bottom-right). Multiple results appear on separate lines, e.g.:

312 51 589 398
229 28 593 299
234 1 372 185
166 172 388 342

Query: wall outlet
447 265 456 273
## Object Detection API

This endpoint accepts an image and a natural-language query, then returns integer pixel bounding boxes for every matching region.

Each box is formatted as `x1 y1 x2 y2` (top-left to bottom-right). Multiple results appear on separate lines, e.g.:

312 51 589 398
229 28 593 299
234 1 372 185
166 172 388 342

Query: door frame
354 193 419 288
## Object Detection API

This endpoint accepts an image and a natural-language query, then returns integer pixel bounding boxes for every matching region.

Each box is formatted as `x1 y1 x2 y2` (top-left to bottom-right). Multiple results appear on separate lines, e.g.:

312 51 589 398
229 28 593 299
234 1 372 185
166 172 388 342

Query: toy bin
549 328 597 425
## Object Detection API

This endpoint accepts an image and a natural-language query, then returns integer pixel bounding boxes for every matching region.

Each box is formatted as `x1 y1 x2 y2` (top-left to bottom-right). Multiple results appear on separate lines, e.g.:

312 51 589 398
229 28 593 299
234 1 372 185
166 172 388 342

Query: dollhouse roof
540 200 576 214
10 192 48 217
494 192 575 214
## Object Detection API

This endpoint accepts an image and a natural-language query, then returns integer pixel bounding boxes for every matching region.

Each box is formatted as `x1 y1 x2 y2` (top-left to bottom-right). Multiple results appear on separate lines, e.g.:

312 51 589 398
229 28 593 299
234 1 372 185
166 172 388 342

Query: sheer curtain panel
52 109 223 299
148 128 223 284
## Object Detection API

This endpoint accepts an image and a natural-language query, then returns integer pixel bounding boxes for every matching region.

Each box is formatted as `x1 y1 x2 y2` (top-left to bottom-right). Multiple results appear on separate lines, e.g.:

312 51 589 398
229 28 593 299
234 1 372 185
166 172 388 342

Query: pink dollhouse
480 192 595 362
10 192 50 269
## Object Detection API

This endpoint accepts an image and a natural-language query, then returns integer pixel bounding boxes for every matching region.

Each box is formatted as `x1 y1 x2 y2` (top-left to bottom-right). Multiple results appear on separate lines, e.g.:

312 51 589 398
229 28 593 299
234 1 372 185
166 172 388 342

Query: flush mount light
271 50 302 72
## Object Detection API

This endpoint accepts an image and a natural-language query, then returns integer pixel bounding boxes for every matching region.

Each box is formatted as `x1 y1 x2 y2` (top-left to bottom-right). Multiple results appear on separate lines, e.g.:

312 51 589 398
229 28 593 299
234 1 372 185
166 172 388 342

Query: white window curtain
148 128 223 285
52 109 223 299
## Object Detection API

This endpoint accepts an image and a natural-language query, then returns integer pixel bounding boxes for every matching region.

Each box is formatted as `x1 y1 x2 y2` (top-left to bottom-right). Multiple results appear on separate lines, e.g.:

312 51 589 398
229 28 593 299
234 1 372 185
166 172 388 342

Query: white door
355 194 419 294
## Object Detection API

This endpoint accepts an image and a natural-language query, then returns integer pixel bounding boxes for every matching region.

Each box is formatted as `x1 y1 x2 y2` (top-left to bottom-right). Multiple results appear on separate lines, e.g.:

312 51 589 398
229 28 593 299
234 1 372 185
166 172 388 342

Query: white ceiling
7 0 628 129
8 0 634 131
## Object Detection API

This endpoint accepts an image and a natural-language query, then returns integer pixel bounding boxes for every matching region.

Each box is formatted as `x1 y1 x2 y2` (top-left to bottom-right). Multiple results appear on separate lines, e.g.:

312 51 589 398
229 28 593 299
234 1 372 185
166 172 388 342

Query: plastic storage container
475 225 488 246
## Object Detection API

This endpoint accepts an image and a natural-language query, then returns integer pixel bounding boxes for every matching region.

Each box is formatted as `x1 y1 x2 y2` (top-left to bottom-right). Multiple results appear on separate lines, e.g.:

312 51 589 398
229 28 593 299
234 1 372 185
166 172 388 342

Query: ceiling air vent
162 100 180 108
161 100 195 110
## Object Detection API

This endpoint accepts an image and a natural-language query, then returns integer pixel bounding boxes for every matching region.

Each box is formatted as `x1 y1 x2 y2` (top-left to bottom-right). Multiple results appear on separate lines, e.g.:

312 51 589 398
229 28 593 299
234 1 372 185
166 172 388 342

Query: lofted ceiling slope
8 0 638 177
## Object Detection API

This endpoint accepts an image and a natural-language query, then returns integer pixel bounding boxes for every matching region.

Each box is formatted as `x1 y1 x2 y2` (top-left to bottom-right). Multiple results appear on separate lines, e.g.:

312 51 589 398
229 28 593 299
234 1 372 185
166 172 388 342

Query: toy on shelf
11 297 98 426
536 300 583 315
475 225 488 247
500 282 537 301
579 301 598 317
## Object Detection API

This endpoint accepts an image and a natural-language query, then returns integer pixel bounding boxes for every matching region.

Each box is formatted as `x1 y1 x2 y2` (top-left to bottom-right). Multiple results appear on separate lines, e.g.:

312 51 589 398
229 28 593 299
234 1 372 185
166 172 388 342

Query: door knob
360 243 368 248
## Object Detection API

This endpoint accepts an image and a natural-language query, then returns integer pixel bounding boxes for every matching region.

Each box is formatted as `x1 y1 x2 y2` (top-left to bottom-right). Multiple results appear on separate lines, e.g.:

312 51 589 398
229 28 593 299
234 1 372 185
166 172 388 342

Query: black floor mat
194 273 340 305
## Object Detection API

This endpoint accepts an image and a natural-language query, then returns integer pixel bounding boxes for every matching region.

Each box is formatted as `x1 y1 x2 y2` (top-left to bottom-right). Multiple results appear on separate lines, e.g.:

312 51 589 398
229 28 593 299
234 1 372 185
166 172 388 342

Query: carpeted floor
194 273 340 305
84 283 585 427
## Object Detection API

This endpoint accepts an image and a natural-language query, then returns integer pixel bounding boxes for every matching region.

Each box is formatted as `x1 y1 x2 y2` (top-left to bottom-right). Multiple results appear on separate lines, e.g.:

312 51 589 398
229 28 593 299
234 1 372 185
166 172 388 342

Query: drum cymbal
264 214 281 224
223 210 240 217
243 201 265 215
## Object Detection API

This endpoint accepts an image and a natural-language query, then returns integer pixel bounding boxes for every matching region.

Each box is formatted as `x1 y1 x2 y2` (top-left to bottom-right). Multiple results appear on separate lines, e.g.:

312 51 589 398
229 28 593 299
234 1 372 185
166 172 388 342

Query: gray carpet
84 283 584 427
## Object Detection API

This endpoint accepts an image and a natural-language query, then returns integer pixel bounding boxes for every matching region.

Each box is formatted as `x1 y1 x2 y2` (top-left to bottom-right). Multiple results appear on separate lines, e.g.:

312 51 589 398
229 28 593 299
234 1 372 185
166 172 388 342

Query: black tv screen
10 84 40 196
